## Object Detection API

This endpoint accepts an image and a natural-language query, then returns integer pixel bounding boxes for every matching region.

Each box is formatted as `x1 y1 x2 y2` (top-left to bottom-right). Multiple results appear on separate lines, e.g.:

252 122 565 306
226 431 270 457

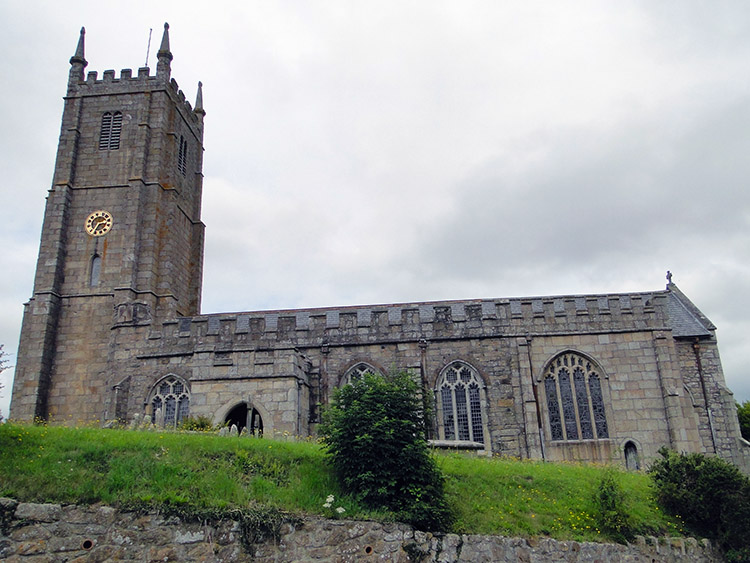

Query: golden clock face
85 210 113 236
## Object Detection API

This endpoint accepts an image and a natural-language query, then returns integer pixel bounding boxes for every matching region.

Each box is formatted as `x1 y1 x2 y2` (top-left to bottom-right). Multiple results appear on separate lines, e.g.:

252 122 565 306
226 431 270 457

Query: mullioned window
148 375 190 427
343 362 379 385
544 352 608 441
436 361 486 443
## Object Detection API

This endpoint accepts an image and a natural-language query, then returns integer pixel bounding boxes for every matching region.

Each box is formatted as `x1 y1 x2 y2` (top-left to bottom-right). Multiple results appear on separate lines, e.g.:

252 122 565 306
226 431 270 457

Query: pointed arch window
99 111 122 150
177 135 188 176
436 362 486 444
148 375 190 427
343 362 379 385
544 352 609 441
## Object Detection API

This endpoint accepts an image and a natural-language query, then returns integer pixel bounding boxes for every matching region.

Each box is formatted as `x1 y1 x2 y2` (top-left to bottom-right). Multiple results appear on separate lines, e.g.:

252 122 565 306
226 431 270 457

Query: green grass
0 423 684 542
439 453 683 541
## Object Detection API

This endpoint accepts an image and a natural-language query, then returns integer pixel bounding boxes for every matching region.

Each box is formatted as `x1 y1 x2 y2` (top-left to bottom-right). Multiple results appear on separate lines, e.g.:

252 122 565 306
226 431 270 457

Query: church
10 24 750 472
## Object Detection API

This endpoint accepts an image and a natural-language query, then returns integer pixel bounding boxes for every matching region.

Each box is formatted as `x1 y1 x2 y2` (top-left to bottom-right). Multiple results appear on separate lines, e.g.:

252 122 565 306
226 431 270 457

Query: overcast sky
1 1 749 419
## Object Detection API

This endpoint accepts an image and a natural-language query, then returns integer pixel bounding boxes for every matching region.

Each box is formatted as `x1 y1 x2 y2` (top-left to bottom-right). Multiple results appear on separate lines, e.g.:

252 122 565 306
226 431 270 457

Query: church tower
11 24 205 422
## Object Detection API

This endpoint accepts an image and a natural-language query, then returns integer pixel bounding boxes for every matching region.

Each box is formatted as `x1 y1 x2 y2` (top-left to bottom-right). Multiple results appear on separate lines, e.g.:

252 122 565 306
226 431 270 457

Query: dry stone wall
0 499 723 562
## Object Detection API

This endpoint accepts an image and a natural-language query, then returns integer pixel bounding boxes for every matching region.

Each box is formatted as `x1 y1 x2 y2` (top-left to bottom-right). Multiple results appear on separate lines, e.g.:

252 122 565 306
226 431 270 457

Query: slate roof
666 284 715 338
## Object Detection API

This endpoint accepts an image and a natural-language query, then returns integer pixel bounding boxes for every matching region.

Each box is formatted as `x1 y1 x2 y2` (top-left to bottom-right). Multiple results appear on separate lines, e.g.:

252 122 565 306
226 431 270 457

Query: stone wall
0 499 724 562
103 288 732 470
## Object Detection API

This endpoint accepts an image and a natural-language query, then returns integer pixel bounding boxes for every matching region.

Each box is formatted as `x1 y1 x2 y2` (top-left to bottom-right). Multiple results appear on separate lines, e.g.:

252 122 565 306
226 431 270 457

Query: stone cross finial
666 270 673 283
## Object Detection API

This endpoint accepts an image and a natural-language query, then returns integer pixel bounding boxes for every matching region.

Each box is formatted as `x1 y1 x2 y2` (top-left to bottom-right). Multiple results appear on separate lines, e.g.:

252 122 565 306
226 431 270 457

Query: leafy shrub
649 448 750 558
178 415 215 432
593 469 634 542
320 371 453 531
737 401 750 441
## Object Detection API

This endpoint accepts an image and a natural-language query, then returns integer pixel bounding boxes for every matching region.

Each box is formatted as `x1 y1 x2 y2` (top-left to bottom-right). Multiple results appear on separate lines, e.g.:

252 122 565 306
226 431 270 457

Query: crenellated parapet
134 290 673 355
66 23 203 136
68 67 203 132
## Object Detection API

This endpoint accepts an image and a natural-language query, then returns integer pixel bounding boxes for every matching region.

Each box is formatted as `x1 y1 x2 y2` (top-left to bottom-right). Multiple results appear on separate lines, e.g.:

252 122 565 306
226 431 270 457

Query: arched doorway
225 402 264 436
624 441 640 471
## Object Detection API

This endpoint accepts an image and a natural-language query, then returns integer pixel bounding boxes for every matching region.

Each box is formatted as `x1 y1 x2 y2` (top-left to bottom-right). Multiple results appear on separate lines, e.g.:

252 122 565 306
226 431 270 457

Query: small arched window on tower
177 135 188 176
436 362 486 444
89 254 101 287
148 375 190 428
543 352 609 441
99 111 122 150
343 362 379 385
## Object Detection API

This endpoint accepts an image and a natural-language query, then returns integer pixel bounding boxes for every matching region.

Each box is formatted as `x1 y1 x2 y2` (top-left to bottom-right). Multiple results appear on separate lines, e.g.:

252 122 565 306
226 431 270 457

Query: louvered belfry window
178 135 188 176
99 111 122 150
437 362 485 444
544 352 609 441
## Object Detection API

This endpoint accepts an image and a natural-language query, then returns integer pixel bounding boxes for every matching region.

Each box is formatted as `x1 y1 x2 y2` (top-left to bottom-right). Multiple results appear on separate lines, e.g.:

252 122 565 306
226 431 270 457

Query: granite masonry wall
0 499 724 562
98 287 750 473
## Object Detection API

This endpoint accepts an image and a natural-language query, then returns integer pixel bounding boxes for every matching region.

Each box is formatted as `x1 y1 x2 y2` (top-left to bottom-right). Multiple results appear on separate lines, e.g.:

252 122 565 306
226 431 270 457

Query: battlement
135 290 678 354
66 24 203 130
68 67 201 127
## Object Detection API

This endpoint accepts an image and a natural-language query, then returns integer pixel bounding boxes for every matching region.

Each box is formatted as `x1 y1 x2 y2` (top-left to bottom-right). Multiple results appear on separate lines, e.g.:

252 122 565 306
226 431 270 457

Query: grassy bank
0 423 682 542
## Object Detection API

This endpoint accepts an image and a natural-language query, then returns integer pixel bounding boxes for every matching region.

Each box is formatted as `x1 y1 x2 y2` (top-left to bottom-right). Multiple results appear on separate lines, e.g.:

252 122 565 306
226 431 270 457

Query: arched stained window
343 362 379 385
437 362 486 444
99 111 122 150
544 352 609 441
148 375 190 427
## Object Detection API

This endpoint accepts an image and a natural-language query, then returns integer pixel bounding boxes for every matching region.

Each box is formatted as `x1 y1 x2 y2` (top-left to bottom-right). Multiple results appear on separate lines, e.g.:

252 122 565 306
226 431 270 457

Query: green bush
737 401 750 441
320 371 453 531
178 415 215 432
649 448 750 558
593 469 634 542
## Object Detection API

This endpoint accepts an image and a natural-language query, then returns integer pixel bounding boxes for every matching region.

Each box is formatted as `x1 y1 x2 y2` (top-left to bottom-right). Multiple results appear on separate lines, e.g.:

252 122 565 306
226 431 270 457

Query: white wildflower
336 507 346 514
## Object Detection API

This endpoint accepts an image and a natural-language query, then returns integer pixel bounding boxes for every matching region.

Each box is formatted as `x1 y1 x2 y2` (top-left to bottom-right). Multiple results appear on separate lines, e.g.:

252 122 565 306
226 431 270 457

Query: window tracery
148 375 190 427
437 362 485 443
544 352 609 441
343 362 379 385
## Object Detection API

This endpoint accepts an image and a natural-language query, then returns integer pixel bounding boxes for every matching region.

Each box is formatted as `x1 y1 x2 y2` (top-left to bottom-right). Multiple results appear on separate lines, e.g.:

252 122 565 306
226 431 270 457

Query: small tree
320 371 453 531
737 401 750 441
649 448 750 559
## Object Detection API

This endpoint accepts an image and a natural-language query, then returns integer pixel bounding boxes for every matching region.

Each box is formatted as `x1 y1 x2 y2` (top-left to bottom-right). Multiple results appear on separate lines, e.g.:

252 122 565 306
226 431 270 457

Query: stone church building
10 25 750 472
